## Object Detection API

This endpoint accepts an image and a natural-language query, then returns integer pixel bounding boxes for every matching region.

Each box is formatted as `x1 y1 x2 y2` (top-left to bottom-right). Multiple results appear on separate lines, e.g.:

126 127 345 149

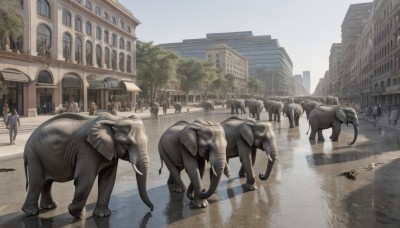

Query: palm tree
0 0 23 51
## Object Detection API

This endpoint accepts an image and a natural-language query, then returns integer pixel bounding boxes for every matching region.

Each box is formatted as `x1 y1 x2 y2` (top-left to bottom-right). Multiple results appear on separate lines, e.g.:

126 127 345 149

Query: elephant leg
163 158 185 193
238 144 257 191
268 111 273 121
309 128 317 141
187 159 206 200
39 180 57 210
184 159 209 208
318 129 325 141
224 159 231 178
295 116 300 126
331 125 341 141
231 106 234 114
94 164 118 217
22 161 45 216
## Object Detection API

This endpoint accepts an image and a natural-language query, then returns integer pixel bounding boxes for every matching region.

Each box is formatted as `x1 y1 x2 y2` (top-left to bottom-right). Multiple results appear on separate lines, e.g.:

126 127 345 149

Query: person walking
6 109 20 145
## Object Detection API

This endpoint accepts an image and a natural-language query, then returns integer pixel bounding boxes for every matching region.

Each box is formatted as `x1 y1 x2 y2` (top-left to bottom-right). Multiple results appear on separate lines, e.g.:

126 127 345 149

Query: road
1 109 399 228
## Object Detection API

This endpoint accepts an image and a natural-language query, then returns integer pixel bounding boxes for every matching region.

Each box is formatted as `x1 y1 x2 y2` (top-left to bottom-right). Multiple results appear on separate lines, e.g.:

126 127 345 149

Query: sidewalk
0 105 207 161
358 112 400 131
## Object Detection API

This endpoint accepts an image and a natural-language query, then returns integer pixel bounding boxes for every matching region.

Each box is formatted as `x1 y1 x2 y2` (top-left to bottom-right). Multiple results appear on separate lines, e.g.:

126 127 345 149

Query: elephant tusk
211 165 218 176
132 164 143 176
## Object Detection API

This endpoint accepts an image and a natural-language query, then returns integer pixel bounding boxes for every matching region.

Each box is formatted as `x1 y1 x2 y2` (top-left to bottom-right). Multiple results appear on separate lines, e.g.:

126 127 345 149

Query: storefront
0 69 30 115
62 73 83 110
36 70 56 114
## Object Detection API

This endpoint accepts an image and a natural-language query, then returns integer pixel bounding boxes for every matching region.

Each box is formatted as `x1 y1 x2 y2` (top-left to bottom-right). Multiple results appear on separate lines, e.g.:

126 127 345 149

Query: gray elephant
221 117 278 190
230 99 246 114
22 114 153 218
308 105 359 145
301 100 321 120
325 96 339 105
283 103 303 128
158 120 227 209
174 102 182 114
245 99 264 120
161 100 168 115
264 100 284 122
203 100 215 112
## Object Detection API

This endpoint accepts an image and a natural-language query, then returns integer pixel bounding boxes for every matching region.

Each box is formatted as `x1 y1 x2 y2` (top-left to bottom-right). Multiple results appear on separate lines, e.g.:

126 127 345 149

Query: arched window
37 0 50 18
103 12 109 20
126 41 131 52
119 53 124 71
105 47 110 68
38 70 53 84
95 6 101 16
86 21 92 35
112 34 117 46
62 32 72 60
104 30 109 43
111 50 116 70
75 37 82 63
75 17 82 32
112 16 117 25
127 26 131 33
120 20 125 29
119 38 125 49
62 10 71 27
127 55 132 73
96 26 101 40
86 41 93 65
85 1 92 10
37 24 51 57
96 44 102 67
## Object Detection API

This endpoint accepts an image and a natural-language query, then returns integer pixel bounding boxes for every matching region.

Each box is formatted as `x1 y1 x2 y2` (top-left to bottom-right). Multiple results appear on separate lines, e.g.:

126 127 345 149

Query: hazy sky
119 0 370 93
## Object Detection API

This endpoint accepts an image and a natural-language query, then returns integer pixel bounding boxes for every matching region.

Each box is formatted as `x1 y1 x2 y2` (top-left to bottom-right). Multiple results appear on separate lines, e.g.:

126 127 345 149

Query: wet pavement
1 110 400 228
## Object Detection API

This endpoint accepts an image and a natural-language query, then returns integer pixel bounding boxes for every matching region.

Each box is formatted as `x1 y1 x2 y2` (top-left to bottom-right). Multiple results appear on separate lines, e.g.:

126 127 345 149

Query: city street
1 109 400 227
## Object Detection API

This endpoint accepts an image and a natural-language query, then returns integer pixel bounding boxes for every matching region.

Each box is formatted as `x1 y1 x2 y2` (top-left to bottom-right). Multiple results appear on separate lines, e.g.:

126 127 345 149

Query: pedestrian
6 109 20 145
372 105 378 120
2 102 9 122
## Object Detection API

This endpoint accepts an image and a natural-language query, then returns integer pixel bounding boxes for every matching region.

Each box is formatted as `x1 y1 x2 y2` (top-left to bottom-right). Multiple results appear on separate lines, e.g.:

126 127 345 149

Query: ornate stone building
0 0 141 117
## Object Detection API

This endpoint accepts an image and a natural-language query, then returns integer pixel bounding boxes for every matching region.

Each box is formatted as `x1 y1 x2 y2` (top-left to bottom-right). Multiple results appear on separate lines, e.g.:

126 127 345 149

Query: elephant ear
240 123 255 147
180 124 200 156
336 109 347 124
87 120 117 161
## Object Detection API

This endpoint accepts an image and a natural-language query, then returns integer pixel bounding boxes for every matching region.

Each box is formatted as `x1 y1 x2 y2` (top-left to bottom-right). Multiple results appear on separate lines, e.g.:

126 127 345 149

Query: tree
136 41 179 102
248 77 265 96
0 0 23 51
201 61 221 100
212 73 235 100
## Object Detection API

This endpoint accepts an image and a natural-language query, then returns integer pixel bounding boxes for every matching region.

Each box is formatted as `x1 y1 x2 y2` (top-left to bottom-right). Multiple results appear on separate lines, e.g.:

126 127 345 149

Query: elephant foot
172 184 186 193
22 203 40 216
68 203 86 219
238 169 246 178
331 138 338 142
40 200 58 210
318 138 325 142
94 206 111 217
244 183 258 191
289 126 295 128
190 199 209 209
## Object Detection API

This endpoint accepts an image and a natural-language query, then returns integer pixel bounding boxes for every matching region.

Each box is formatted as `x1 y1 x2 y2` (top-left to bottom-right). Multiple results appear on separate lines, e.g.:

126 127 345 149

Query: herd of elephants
20 95 359 219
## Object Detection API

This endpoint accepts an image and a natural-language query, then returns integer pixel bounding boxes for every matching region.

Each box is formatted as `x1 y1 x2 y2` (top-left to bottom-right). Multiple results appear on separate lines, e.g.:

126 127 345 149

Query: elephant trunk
259 141 278 181
129 147 154 211
348 126 359 145
198 149 225 199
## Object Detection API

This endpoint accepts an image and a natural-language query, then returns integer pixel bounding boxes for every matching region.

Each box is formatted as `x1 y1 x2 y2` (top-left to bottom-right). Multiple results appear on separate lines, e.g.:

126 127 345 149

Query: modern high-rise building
294 74 302 85
302 71 311 93
329 43 342 96
159 31 294 97
0 0 141 117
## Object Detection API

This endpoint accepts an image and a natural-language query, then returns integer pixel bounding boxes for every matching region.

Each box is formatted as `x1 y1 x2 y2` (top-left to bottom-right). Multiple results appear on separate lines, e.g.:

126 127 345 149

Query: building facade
328 43 342 96
302 71 311 93
0 0 141 117
159 31 294 97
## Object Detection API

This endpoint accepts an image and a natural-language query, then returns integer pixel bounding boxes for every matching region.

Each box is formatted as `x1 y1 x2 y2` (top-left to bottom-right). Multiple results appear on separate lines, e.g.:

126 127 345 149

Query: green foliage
136 41 179 101
0 0 23 49
248 77 265 95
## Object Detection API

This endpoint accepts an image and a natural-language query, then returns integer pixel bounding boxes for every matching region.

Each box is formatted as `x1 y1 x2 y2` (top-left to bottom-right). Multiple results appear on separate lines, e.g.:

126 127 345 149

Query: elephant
158 120 227 209
230 99 246 114
174 102 182 114
161 100 168 115
264 100 284 122
301 100 321 120
307 105 359 145
22 113 153 218
203 100 215 112
283 103 303 128
221 117 278 190
245 99 264 120
325 96 339 105
150 101 159 118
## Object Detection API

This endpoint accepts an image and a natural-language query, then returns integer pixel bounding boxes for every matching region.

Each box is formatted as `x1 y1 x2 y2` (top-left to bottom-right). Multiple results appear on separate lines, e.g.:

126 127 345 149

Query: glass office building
159 31 294 96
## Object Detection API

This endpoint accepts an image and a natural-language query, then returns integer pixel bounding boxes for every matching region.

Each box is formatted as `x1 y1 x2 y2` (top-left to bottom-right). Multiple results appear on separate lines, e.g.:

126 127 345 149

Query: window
104 30 109 43
62 32 72 60
95 6 100 16
127 26 131 33
119 38 124 49
75 37 82 63
37 24 51 57
96 27 101 40
120 20 125 29
112 16 117 25
86 41 93 65
104 12 109 20
96 45 102 67
37 0 50 18
111 50 116 69
126 41 131 52
112 34 117 46
85 1 92 10
105 47 110 68
38 70 52 84
75 17 82 32
62 10 71 27
86 21 92 35
119 53 124 71
127 55 132 73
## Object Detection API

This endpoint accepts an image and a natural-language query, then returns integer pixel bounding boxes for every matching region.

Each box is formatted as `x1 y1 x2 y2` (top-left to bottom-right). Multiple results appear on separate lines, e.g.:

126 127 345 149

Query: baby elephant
158 120 227 209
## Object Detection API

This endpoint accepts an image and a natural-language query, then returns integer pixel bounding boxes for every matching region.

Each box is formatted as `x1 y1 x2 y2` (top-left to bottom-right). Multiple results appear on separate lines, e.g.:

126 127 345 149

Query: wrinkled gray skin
230 99 246 114
308 105 359 145
174 102 182 114
221 117 278 190
264 100 284 122
158 120 227 209
283 103 303 128
150 102 159 118
161 100 168 115
301 100 321 120
325 96 339 105
203 100 215 112
22 114 153 218
245 99 264 120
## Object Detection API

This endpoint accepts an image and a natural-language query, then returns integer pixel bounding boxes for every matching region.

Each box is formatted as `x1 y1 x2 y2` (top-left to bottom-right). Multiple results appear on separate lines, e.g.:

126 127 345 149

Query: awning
0 69 30 82
36 83 57 89
122 81 141 92
88 80 106 89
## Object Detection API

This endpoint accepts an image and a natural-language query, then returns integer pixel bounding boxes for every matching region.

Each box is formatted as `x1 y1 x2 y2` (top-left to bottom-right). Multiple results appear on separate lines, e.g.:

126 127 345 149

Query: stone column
27 81 37 117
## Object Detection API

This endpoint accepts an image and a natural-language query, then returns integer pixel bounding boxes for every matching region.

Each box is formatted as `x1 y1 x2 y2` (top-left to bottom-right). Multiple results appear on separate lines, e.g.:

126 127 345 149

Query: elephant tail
24 154 28 191
158 159 163 175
